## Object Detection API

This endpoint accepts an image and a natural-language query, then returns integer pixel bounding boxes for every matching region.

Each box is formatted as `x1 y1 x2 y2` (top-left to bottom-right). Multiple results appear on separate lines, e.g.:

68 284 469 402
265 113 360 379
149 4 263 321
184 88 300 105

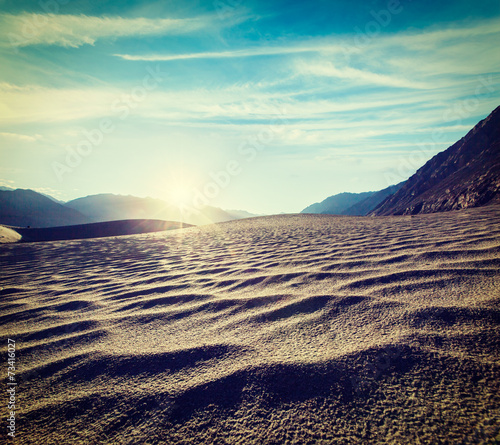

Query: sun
161 172 198 210
156 170 199 211
168 184 192 208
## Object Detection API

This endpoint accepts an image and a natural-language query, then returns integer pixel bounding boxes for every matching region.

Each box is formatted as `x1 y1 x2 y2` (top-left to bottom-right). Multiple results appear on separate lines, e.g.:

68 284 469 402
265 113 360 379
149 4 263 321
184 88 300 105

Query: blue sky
0 0 499 214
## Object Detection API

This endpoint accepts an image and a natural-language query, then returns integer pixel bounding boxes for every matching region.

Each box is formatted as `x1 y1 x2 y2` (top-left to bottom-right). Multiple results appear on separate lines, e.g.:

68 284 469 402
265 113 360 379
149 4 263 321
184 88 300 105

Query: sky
0 0 499 214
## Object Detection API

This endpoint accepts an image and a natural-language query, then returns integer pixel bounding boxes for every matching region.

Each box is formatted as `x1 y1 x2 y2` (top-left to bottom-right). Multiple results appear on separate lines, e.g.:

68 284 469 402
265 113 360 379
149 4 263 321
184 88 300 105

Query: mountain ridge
372 106 500 215
341 182 405 216
301 191 375 215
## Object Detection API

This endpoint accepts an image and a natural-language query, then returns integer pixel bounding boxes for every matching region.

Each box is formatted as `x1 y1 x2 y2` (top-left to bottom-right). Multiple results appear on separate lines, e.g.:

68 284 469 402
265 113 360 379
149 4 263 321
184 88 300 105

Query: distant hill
301 191 374 215
65 194 253 226
0 189 89 228
372 106 500 215
301 186 405 217
341 182 404 216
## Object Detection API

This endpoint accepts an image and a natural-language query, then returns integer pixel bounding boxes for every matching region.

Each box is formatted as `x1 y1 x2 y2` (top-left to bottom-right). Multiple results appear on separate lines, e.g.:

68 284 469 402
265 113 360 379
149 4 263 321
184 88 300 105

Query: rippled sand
1 207 499 444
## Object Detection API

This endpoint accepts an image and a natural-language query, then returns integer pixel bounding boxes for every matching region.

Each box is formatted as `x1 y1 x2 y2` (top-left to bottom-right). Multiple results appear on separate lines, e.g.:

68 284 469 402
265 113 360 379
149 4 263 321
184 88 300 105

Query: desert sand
0 226 21 244
1 207 499 444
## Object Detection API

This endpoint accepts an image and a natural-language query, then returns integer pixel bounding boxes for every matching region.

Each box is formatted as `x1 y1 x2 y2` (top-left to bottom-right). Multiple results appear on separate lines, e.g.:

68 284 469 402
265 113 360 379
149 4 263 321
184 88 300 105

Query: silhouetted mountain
0 186 14 191
65 194 251 226
341 182 405 216
301 191 374 215
0 189 89 228
372 106 500 215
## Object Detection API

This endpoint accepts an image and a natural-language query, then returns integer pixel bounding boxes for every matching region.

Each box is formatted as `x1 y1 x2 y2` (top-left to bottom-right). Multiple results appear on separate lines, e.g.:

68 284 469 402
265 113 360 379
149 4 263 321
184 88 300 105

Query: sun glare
168 184 192 208
160 173 198 210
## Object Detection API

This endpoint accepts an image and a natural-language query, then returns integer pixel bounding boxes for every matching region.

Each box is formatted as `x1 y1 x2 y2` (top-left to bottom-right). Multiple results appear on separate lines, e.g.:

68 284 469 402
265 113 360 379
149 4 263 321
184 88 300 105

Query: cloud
1 75 496 134
0 82 121 124
295 61 431 89
114 43 345 61
115 17 500 89
0 13 215 48
389 18 500 51
1 14 498 163
0 131 40 142
32 187 64 199
295 18 500 88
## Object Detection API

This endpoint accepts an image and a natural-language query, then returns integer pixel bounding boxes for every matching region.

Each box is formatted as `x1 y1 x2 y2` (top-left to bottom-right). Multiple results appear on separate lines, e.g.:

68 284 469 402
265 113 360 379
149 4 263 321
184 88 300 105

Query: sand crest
0 226 22 244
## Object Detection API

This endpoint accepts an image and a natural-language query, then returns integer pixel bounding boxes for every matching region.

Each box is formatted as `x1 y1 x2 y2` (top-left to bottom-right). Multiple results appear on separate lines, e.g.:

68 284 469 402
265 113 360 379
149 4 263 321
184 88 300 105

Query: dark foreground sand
1 207 499 444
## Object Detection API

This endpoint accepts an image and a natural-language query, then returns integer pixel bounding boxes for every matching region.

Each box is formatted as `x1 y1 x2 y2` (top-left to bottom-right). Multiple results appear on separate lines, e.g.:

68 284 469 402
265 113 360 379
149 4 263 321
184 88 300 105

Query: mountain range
301 191 374 215
64 194 246 226
301 183 404 216
0 191 260 228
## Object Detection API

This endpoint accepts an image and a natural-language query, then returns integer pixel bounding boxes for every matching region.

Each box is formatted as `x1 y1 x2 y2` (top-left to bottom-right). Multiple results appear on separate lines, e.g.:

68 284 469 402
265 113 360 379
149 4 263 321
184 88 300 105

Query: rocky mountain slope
372 106 500 215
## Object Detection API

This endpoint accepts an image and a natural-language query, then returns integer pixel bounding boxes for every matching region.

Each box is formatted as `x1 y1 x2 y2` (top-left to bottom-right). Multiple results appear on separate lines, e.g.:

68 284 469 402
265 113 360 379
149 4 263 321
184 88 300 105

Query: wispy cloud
0 131 41 142
0 82 120 124
114 43 345 61
32 187 64 199
1 71 496 135
389 18 500 51
295 61 431 89
114 17 500 88
114 17 500 60
0 13 217 48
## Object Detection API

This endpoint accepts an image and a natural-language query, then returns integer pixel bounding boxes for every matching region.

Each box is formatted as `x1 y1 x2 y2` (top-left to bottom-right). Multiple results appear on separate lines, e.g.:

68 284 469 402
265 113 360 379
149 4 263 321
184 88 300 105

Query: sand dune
1 207 499 444
1 219 192 243
0 225 21 243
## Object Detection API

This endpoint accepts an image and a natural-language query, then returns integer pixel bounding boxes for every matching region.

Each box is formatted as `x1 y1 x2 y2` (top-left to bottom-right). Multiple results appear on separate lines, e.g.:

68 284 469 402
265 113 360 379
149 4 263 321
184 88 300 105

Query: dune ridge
1 207 499 444
1 219 193 243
